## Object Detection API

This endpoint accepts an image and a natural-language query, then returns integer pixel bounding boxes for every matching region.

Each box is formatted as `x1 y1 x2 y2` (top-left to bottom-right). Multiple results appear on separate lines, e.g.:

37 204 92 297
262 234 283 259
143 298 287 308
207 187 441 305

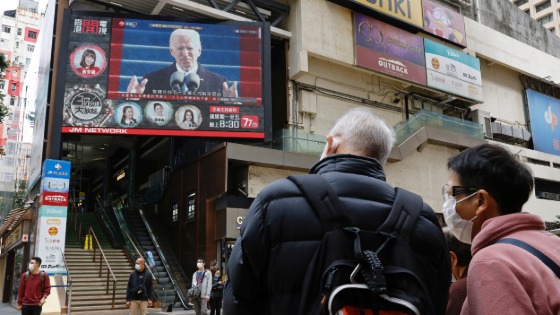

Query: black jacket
142 62 226 96
126 268 153 301
223 154 451 315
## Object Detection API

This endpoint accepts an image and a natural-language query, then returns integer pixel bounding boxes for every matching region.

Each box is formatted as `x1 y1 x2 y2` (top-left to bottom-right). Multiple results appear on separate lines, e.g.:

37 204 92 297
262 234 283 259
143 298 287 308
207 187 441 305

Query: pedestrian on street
191 258 212 315
126 257 153 315
144 248 155 270
17 257 50 315
210 268 223 315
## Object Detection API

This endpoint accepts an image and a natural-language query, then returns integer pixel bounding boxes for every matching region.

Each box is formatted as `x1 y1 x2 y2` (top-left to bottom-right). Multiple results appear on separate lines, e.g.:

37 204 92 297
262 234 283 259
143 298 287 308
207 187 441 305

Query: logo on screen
545 105 558 131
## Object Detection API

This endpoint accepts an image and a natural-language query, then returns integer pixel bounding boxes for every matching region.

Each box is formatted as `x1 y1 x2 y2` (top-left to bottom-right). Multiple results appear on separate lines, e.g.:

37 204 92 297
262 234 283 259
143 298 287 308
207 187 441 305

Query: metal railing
88 226 118 309
60 249 72 314
138 208 190 309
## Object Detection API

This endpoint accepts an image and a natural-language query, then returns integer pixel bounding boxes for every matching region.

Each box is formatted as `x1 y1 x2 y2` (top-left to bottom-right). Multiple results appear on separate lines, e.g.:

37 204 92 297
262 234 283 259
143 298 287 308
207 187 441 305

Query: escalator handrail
137 208 190 309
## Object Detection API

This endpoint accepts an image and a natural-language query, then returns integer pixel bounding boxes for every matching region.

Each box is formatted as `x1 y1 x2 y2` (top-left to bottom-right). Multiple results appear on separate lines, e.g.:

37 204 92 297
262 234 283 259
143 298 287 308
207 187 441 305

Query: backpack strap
377 188 423 242
287 174 351 232
496 238 560 278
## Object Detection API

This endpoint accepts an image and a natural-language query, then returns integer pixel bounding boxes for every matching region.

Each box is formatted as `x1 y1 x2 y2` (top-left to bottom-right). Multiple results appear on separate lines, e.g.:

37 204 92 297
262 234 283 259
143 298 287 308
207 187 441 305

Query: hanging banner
36 159 71 274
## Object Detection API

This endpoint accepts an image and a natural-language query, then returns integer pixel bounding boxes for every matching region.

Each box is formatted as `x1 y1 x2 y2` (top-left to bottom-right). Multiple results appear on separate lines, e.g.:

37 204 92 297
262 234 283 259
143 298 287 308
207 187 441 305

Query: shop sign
4 223 22 251
329 0 424 28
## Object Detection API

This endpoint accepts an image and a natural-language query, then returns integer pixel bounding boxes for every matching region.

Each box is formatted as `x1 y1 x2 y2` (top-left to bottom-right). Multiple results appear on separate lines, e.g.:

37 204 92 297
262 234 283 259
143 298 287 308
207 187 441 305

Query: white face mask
28 263 35 271
442 192 478 244
135 264 141 271
197 263 204 269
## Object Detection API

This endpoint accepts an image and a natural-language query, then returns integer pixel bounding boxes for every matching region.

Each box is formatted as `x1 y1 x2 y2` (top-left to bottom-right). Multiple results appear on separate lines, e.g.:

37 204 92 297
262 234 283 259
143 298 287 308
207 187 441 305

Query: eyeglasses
442 185 479 201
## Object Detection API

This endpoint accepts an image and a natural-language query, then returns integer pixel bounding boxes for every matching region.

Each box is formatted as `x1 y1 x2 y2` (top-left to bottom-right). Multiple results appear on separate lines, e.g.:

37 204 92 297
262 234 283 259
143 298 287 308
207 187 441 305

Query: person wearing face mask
210 269 224 315
125 258 153 315
224 107 450 315
444 143 560 315
191 258 212 315
442 227 471 315
17 257 50 315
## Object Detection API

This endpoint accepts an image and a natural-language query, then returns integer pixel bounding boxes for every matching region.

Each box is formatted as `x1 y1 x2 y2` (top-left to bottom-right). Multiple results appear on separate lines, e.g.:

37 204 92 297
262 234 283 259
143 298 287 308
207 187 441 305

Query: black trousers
210 297 222 315
22 305 42 315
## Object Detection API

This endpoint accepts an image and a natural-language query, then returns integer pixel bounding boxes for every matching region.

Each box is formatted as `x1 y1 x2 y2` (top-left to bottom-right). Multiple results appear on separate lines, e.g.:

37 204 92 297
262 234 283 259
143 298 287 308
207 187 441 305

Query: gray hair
169 29 201 49
328 107 396 164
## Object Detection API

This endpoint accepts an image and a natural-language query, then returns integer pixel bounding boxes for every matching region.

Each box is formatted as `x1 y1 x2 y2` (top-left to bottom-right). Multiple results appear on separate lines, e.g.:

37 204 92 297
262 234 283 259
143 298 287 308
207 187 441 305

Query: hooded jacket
224 154 450 315
461 212 560 314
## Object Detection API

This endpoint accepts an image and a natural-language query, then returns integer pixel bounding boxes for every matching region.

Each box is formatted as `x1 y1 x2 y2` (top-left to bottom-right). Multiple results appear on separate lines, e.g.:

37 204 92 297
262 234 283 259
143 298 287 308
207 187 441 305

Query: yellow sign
352 0 424 28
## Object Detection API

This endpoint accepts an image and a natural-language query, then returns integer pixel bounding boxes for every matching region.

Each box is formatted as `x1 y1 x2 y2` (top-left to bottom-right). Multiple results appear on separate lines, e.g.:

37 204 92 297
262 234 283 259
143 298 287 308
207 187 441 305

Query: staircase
65 213 132 313
125 209 180 308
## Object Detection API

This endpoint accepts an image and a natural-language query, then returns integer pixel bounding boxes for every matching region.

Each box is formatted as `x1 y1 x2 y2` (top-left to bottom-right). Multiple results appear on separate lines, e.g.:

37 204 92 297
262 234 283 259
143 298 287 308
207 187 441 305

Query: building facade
511 0 560 36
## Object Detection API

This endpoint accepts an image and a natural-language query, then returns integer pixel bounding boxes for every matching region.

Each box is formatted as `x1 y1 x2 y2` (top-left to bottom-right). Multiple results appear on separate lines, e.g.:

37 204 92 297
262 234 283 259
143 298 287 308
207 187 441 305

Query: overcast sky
3 0 48 13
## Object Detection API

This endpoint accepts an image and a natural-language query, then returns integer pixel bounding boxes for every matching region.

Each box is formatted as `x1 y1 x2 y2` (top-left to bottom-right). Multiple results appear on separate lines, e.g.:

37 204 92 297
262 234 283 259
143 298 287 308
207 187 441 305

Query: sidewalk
0 302 197 315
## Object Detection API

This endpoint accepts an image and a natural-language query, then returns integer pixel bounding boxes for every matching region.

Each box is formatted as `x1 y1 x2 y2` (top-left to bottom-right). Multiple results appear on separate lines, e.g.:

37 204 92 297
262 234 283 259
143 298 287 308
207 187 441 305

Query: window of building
27 44 34 52
28 30 37 39
9 97 15 105
15 41 19 48
536 1 551 12
516 0 529 6
25 58 30 65
11 83 16 91
6 143 16 154
2 25 11 33
539 14 553 25
17 28 21 36
0 80 4 90
186 192 196 222
171 202 179 223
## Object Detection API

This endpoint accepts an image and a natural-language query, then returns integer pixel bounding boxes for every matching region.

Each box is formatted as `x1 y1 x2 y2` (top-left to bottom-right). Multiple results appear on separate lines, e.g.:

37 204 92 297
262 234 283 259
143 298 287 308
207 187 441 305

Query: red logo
48 227 58 236
241 115 259 129
41 192 68 206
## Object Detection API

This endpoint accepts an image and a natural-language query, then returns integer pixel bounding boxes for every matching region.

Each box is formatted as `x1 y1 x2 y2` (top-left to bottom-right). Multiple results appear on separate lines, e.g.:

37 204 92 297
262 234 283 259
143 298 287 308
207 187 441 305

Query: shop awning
0 208 27 236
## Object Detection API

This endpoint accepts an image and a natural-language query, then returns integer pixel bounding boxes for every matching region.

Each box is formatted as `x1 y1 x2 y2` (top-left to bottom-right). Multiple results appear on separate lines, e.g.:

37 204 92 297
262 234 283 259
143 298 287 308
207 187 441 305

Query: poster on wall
526 90 560 156
424 39 483 102
422 0 467 47
36 160 71 274
354 13 426 86
59 11 268 139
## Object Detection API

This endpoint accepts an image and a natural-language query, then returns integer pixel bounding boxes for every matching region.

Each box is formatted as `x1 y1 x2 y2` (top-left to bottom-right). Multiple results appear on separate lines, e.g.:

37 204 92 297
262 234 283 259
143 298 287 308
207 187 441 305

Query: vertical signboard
422 0 467 47
36 159 71 274
526 90 560 156
424 39 483 102
354 13 426 85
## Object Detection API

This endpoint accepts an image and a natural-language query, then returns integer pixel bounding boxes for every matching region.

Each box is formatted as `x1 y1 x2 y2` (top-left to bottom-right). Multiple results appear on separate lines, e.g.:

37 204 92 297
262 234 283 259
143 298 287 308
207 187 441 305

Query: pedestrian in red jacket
17 256 51 315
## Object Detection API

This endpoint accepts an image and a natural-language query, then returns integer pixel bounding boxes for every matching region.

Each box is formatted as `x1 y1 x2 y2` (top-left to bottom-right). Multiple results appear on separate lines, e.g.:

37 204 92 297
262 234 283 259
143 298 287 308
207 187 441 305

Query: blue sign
42 159 71 179
527 90 560 156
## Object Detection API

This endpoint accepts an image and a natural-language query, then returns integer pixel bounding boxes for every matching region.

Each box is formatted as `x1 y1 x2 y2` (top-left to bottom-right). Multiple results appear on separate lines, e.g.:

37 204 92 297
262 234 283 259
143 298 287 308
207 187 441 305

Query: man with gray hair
127 28 237 97
223 107 450 314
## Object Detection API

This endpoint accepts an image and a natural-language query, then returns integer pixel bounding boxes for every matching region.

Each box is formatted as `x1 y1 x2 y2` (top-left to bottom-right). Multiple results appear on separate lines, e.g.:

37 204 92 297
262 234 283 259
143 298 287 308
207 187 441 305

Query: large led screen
59 11 267 138
526 90 560 156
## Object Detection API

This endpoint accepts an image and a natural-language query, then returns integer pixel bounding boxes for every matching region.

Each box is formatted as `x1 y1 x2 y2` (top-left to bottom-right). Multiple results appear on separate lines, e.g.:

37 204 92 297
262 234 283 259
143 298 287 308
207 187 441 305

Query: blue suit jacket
142 62 227 95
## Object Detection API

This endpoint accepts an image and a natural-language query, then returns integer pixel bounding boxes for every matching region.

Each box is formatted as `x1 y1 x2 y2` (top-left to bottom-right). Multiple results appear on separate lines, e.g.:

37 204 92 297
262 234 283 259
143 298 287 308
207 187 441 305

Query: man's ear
475 189 496 217
324 135 339 157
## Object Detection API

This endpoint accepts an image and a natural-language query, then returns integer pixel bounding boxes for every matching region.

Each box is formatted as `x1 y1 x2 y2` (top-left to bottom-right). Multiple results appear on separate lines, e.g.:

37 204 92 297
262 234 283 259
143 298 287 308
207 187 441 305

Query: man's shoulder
197 64 225 81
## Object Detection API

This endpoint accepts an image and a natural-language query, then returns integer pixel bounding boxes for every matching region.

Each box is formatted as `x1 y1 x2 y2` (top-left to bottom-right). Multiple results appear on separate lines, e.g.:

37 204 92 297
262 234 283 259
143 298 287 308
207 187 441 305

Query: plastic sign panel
329 0 424 28
355 13 426 85
526 90 560 156
424 39 483 102
422 0 467 47
36 159 71 274
59 11 266 139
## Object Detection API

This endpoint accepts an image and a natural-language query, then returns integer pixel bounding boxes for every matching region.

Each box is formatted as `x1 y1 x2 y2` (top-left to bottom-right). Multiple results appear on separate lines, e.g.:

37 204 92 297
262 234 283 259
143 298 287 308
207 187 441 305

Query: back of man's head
442 227 471 267
447 143 534 215
328 107 395 164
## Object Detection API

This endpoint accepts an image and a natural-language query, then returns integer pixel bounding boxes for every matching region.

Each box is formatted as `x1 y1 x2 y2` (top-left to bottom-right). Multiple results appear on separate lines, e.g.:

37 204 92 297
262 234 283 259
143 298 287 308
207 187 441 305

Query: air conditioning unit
468 109 493 139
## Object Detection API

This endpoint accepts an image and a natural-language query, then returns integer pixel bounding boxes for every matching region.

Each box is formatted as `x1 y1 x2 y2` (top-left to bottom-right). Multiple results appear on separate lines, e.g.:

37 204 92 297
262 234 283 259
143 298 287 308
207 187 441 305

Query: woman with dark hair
120 106 137 126
442 227 471 315
210 269 223 315
76 49 101 75
182 109 198 128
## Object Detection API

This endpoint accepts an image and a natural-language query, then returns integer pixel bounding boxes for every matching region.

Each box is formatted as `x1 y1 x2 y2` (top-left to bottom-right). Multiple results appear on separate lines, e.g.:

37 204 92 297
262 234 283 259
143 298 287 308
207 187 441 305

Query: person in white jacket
191 258 212 315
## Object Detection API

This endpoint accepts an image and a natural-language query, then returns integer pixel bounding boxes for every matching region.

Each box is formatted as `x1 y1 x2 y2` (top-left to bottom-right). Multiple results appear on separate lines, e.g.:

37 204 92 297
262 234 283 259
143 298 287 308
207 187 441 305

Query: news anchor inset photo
145 101 173 126
70 44 107 78
175 105 202 130
127 29 237 97
115 102 142 128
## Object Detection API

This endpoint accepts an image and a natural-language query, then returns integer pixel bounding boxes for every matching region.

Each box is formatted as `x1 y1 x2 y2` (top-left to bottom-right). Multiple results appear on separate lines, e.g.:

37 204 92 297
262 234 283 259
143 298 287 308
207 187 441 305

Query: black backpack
288 174 433 315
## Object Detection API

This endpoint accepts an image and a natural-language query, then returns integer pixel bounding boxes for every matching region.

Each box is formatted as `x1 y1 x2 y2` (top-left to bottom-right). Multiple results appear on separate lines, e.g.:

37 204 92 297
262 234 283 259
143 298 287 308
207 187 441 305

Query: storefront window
10 247 23 306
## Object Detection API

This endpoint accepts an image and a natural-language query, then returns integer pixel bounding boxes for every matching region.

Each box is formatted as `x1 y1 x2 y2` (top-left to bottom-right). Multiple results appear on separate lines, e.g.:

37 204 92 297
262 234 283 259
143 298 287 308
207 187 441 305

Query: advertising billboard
58 11 269 139
422 0 467 47
526 90 560 156
354 13 426 86
424 39 483 102
36 159 71 274
329 0 424 28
